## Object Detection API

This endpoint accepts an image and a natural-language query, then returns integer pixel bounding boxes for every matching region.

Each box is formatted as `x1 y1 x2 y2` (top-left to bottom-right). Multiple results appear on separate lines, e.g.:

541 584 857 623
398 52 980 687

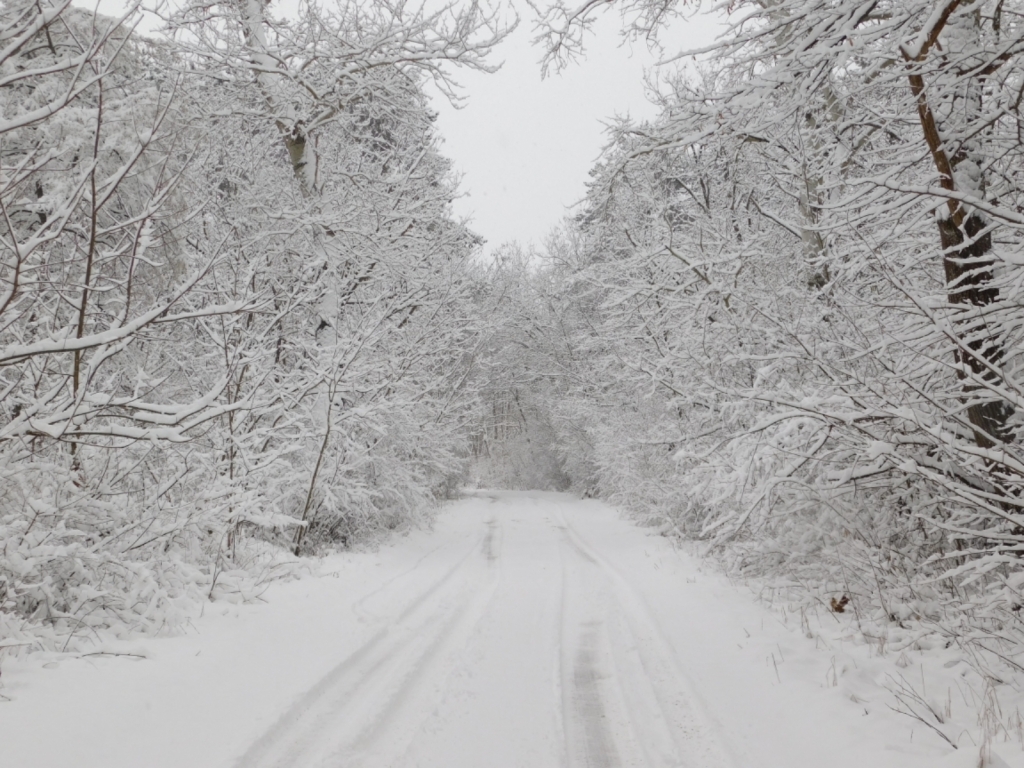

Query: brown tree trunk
903 12 1014 450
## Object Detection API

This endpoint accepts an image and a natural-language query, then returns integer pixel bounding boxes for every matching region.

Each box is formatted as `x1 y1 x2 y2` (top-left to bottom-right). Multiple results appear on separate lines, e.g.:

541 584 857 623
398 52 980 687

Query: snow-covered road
235 493 732 768
1 492 984 767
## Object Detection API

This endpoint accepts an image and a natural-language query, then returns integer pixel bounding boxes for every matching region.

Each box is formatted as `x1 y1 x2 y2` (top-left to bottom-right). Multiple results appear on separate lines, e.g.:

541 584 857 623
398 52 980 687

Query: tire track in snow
232 517 503 768
557 507 734 768
572 621 621 768
559 524 621 768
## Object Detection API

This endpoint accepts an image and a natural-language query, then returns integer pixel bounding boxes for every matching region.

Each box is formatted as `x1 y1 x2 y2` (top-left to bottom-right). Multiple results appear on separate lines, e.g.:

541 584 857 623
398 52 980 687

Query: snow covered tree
164 0 502 554
0 0 501 650
0 0 263 646
465 242 575 490
524 0 1024 663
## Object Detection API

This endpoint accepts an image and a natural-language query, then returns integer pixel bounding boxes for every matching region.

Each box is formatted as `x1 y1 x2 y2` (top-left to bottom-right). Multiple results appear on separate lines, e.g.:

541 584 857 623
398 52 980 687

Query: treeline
0 0 502 650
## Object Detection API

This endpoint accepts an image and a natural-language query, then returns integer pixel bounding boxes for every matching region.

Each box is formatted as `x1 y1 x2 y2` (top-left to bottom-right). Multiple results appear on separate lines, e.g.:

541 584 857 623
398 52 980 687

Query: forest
4 0 1024 702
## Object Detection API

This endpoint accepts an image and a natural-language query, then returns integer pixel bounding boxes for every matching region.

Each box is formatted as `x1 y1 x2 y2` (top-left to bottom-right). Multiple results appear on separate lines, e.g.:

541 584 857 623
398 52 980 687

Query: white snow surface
2 491 1022 767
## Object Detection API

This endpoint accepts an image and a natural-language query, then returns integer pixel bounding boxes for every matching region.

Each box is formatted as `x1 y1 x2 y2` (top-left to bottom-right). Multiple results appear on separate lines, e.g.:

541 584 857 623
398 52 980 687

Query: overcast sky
427 5 724 257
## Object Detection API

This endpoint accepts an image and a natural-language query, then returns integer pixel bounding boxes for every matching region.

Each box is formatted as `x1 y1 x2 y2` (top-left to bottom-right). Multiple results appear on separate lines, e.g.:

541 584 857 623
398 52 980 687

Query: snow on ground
2 491 1022 767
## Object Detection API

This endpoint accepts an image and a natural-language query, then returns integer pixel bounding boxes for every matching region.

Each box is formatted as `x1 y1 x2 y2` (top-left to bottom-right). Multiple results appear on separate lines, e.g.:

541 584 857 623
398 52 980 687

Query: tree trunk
939 213 1013 448
903 4 1013 451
